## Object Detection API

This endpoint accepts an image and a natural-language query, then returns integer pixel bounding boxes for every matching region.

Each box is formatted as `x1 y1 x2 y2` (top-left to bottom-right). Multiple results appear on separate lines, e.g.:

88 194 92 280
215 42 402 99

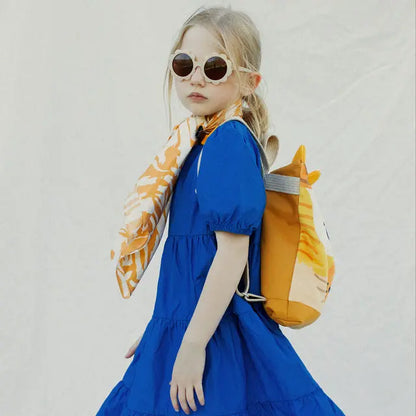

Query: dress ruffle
96 311 345 416
97 376 344 416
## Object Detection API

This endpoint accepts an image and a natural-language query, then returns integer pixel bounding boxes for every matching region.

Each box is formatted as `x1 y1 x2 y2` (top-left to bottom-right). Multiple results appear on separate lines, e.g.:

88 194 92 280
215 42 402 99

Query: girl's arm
181 230 249 348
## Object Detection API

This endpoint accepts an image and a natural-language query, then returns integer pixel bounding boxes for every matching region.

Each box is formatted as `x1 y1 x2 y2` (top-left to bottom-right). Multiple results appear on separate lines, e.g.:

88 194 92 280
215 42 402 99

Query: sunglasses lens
172 53 193 77
204 56 228 81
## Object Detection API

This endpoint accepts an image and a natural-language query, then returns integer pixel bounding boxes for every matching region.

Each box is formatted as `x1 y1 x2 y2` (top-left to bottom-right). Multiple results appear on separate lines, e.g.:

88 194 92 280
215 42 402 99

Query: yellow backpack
226 116 336 329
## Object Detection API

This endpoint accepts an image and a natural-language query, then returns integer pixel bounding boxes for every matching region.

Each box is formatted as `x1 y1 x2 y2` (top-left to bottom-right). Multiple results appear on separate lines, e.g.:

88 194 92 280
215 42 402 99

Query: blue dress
96 120 346 416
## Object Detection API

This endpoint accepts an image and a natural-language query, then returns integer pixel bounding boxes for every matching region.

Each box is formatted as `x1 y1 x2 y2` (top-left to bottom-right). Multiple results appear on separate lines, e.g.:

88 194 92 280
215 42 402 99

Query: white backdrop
0 1 414 415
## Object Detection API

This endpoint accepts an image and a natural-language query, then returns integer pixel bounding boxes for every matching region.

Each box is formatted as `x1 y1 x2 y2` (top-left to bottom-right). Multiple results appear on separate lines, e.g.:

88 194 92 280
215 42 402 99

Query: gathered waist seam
151 310 234 324
167 232 214 238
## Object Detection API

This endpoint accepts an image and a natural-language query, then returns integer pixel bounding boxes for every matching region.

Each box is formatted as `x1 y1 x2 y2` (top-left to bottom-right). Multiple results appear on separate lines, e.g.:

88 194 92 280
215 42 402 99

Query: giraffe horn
292 144 306 163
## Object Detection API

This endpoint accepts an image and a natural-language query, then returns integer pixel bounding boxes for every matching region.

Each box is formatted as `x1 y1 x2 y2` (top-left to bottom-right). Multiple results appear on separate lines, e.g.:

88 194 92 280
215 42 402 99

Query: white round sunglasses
169 49 253 85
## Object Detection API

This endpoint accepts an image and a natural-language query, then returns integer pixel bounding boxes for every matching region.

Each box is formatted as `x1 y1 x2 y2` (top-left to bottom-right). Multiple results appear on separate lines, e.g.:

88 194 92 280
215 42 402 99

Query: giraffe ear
308 170 321 185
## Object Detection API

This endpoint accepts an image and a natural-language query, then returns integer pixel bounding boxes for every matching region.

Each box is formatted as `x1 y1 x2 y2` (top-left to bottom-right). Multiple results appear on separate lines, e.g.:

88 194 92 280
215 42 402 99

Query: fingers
177 384 191 414
169 382 180 412
124 343 136 358
125 344 136 358
170 381 205 414
125 335 142 359
194 382 205 407
185 385 198 412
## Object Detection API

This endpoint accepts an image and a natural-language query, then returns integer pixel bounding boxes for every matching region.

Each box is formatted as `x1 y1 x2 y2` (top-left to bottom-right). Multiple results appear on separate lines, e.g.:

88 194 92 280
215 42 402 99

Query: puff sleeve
195 120 266 235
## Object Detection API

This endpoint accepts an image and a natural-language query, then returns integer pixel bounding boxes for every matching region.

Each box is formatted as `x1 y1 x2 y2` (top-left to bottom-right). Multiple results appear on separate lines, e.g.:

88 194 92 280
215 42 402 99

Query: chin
190 107 209 117
191 106 220 118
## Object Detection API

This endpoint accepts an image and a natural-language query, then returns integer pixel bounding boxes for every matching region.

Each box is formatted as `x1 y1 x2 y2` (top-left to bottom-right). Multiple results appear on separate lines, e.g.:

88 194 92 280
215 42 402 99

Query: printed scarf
111 97 245 298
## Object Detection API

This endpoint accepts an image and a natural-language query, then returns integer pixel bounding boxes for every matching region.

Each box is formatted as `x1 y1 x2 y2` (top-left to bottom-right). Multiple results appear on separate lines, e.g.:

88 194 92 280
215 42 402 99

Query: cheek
175 83 188 100
173 78 183 91
219 83 239 100
223 76 240 93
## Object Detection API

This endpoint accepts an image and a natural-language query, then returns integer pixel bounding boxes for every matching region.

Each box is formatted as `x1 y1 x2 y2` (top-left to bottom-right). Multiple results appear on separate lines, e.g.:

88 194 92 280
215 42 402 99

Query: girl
97 6 346 416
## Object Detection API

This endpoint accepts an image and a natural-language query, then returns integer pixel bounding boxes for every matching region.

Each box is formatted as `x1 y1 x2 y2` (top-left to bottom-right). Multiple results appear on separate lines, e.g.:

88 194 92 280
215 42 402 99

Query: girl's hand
169 340 206 414
124 333 143 358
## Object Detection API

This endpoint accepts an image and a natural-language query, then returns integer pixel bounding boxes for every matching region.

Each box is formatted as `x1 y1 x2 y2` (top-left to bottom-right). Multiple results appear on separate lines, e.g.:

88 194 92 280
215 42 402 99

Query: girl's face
173 25 245 117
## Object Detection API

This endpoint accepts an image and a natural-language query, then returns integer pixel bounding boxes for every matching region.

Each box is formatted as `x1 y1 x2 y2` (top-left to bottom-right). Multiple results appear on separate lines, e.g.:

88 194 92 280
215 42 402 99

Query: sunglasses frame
169 48 253 85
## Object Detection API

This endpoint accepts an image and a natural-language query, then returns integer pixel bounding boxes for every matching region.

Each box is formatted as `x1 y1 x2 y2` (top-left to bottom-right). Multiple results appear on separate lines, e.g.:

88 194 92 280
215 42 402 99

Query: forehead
180 25 222 59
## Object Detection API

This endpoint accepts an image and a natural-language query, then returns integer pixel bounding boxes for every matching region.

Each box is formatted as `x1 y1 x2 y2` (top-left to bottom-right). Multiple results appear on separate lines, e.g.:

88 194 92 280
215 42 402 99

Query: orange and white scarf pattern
111 97 245 298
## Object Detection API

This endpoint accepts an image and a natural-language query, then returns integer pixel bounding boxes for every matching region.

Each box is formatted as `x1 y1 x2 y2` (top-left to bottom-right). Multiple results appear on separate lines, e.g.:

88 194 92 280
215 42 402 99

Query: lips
188 93 207 98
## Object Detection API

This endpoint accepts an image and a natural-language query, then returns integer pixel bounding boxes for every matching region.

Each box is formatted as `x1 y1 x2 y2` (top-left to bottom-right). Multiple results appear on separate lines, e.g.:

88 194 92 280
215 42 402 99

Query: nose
190 65 205 86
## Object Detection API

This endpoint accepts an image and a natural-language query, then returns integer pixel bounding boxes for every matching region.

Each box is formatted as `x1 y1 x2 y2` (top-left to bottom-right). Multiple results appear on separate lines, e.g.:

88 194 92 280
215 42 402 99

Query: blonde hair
163 5 274 152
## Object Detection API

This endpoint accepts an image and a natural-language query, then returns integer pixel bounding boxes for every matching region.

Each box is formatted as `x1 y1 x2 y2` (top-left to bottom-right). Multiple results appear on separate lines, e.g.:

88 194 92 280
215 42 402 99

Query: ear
241 72 262 96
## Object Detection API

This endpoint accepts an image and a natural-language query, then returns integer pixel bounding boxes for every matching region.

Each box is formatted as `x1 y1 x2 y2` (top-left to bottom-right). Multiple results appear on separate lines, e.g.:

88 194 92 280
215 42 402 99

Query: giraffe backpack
201 116 336 329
